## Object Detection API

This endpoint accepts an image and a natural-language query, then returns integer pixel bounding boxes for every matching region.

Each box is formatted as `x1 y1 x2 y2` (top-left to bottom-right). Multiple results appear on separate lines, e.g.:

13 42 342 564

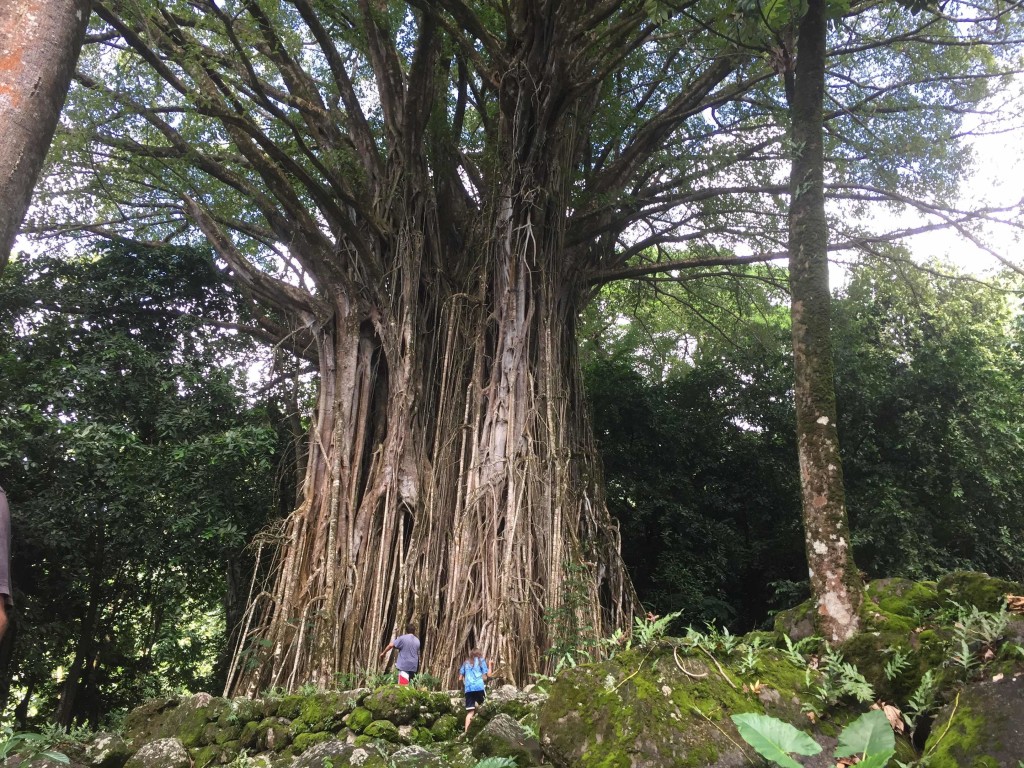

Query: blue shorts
464 689 485 710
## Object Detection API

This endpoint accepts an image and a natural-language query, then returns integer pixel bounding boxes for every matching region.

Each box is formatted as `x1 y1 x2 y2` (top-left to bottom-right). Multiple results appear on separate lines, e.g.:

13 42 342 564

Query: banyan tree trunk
225 153 635 695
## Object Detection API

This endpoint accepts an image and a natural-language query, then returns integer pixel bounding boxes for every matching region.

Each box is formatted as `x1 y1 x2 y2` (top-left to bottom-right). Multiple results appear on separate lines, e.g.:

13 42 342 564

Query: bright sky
828 118 1023 289
900 81 1024 279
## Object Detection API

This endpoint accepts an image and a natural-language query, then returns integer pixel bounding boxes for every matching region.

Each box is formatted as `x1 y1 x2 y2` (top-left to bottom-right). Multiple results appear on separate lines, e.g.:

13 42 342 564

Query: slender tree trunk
13 680 33 729
0 0 91 274
55 598 99 727
787 0 863 643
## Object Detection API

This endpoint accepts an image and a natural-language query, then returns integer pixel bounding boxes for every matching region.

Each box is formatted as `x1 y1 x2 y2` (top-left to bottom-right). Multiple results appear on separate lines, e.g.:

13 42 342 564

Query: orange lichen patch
0 0 48 106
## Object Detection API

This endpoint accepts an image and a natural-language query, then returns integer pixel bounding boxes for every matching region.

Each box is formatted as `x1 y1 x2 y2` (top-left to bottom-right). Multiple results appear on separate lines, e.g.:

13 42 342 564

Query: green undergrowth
28 571 1024 768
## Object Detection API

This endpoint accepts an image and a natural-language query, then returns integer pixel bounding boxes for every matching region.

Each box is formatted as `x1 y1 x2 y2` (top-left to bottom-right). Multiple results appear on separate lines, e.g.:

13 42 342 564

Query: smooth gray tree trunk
787 0 863 643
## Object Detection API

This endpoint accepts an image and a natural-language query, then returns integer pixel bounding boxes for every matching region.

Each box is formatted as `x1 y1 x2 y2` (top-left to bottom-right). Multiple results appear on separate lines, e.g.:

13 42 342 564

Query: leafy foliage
834 710 897 768
587 256 1024 629
731 713 822 768
0 727 70 764
0 243 282 726
583 270 804 629
732 710 895 768
835 254 1024 582
632 610 684 648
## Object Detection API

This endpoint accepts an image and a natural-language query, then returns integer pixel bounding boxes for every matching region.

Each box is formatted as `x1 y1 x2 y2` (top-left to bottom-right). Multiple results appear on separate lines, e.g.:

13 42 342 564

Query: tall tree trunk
0 0 91 275
224 33 635 692
787 0 863 643
226 228 632 691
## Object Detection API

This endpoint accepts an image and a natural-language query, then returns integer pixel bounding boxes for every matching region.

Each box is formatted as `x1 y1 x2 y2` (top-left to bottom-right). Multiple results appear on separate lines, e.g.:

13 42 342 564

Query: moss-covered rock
188 739 241 768
291 691 356 734
472 685 546 735
435 742 477 768
83 732 132 768
774 600 816 641
345 706 374 734
936 571 1023 613
273 694 306 721
290 731 334 754
123 738 191 768
362 685 451 726
539 644 816 768
925 671 1024 766
861 579 938 635
430 713 460 742
121 698 181 746
128 694 225 749
214 723 242 745
389 744 447 768
362 719 402 743
239 716 294 752
840 631 917 702
472 713 543 767
409 725 435 745
288 739 350 768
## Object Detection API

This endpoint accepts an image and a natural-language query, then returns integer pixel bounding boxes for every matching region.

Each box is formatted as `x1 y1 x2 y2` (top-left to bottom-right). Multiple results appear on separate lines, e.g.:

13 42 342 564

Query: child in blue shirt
458 648 490 734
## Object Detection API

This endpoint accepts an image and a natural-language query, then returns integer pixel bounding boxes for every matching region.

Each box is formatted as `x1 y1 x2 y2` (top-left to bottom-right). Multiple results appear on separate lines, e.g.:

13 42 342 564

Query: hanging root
673 645 709 679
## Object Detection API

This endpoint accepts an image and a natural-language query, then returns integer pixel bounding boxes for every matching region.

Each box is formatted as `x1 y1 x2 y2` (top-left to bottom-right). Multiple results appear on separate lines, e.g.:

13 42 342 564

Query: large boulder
123 738 191 768
539 645 821 768
289 740 389 768
290 691 361 734
123 694 227 749
469 685 546 737
239 717 294 752
925 670 1024 767
84 732 131 768
361 686 452 726
389 745 447 768
936 571 1023 613
472 713 542 766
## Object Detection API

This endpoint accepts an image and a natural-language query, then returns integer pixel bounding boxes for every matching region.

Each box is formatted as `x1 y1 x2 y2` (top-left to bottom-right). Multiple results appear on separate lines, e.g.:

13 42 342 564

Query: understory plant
732 709 895 768
0 727 70 765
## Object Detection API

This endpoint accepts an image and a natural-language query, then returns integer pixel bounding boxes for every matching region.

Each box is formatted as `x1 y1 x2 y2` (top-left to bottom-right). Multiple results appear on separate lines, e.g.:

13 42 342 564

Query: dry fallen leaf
1007 594 1024 614
883 703 906 734
870 701 906 734
835 758 858 767
806 710 818 724
993 672 1005 683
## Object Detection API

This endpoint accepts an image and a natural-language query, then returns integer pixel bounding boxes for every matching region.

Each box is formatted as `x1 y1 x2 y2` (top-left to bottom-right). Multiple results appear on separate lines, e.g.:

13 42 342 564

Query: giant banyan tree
41 0 1016 691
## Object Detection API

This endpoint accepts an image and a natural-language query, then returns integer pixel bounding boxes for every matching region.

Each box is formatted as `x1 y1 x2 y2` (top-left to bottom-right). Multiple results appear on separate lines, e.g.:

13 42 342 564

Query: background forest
2 245 1021 729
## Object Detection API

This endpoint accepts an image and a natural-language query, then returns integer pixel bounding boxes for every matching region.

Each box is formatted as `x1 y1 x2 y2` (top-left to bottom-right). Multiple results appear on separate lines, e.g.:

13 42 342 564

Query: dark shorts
464 689 485 710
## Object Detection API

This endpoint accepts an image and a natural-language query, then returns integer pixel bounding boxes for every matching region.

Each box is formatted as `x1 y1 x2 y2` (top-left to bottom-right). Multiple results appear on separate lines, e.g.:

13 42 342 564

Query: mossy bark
787 0 863 643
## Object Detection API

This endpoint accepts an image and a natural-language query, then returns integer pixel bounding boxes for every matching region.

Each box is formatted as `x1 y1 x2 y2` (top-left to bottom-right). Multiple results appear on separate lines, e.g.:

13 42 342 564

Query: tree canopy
0 242 281 726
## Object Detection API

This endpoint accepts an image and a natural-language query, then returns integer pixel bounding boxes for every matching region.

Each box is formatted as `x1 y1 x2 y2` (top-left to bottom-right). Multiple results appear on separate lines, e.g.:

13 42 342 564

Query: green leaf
39 750 71 764
731 713 822 768
835 710 896 766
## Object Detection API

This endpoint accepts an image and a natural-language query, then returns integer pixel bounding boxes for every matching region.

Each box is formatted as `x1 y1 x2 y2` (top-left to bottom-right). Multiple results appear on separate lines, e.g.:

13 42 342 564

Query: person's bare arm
0 488 10 639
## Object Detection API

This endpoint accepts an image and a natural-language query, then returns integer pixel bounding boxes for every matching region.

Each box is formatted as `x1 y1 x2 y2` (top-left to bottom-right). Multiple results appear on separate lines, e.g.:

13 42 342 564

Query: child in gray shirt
379 623 420 685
